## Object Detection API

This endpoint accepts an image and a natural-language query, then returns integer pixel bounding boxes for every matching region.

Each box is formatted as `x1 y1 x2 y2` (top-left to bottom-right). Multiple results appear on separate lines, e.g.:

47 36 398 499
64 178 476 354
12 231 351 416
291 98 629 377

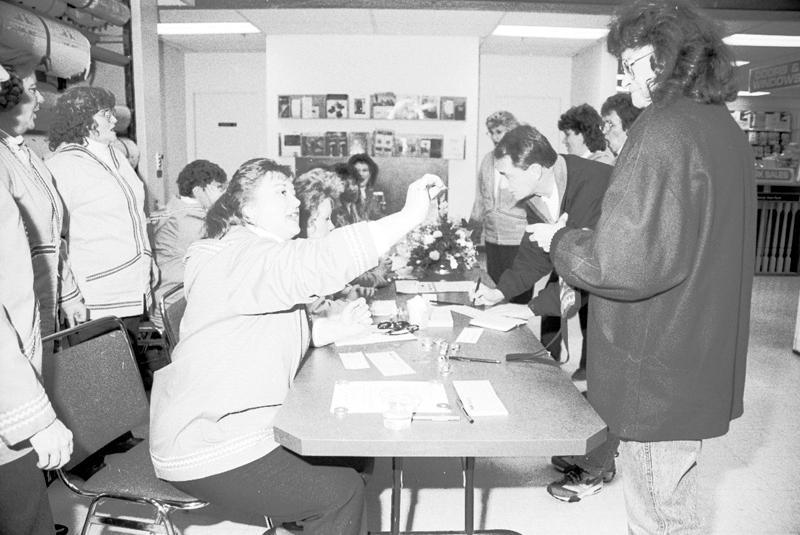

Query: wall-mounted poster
373 129 395 156
348 132 369 154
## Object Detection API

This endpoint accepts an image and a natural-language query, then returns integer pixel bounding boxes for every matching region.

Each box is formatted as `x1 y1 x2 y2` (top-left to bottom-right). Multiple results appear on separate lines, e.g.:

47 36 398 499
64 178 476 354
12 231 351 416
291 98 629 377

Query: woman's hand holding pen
470 283 504 307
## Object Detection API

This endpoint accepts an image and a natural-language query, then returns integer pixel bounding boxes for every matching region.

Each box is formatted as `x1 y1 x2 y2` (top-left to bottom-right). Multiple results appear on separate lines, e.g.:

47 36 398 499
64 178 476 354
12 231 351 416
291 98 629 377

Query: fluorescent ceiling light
157 22 260 35
493 25 609 39
723 34 800 47
738 90 770 97
734 60 750 67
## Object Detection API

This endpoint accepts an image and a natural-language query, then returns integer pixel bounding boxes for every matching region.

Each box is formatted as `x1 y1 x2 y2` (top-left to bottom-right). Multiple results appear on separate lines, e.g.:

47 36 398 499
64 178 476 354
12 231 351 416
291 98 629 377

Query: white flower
449 256 458 269
429 250 440 261
432 230 443 239
423 234 435 246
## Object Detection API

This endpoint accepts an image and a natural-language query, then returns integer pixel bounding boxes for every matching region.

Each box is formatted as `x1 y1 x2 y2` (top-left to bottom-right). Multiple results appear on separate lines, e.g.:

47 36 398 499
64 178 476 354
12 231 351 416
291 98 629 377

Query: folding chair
42 316 207 535
159 283 186 351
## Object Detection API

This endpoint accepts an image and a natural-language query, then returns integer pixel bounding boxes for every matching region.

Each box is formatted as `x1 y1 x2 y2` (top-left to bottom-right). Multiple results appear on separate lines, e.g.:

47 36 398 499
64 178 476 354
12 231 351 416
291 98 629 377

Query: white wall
478 54 572 158
160 42 187 202
571 39 618 112
183 52 268 170
265 35 480 219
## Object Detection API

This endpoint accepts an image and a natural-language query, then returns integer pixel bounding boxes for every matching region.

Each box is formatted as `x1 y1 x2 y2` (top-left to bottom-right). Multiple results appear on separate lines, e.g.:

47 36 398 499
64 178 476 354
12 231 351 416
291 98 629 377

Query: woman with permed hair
557 103 615 165
532 0 754 526
46 86 155 337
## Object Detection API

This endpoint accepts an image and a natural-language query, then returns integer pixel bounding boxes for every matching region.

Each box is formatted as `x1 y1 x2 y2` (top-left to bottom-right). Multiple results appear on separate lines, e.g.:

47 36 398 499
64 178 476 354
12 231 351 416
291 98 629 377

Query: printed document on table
366 351 416 376
453 380 508 417
428 307 454 328
334 331 417 346
338 351 370 370
330 380 450 413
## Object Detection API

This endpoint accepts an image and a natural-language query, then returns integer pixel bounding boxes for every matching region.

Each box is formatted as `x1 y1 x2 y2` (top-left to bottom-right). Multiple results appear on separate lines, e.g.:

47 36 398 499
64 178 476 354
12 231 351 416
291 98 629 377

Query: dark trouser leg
540 315 562 361
172 447 366 535
0 451 54 535
578 302 588 370
577 433 620 475
484 242 532 305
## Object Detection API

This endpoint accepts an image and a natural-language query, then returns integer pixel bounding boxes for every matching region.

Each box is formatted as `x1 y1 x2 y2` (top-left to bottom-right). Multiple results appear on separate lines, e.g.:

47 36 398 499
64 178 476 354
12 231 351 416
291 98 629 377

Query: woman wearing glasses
0 60 86 344
46 87 154 335
149 158 443 534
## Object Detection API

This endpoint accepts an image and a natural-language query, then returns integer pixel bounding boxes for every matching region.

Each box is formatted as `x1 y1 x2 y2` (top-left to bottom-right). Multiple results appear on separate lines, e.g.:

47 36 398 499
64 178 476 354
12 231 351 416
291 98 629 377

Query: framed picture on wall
325 94 348 118
348 131 369 154
440 96 466 121
371 92 396 119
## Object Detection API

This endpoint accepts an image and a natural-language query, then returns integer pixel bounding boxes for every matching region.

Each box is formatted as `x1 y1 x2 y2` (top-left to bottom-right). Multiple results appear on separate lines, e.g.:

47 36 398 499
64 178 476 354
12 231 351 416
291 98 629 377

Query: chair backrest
159 283 186 350
41 317 149 470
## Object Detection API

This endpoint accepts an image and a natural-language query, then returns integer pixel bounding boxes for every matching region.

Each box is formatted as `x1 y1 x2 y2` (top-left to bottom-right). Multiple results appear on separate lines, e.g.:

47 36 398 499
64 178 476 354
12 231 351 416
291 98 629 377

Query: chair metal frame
42 316 207 535
158 283 186 351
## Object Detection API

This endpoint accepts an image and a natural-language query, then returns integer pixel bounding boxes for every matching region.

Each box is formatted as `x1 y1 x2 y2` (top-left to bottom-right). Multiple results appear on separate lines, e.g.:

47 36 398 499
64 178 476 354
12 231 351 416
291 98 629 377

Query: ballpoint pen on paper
470 276 481 307
454 394 475 424
450 356 501 364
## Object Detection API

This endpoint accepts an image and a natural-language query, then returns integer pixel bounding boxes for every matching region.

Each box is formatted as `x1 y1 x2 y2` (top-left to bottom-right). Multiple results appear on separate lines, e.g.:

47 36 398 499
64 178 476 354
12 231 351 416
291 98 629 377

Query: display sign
749 59 800 92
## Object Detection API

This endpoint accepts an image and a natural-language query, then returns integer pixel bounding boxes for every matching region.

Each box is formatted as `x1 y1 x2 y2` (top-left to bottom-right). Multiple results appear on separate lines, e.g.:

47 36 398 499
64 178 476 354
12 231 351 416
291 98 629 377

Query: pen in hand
471 276 481 307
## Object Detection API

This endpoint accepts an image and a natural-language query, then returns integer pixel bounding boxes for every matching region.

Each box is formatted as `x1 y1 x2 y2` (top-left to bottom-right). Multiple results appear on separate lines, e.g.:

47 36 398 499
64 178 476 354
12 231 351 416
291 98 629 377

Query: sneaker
547 467 604 503
551 455 616 483
571 368 587 381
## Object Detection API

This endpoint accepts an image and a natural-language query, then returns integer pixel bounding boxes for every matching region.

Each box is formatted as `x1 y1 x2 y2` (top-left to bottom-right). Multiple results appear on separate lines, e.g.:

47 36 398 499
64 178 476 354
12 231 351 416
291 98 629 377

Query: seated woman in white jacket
149 157 444 535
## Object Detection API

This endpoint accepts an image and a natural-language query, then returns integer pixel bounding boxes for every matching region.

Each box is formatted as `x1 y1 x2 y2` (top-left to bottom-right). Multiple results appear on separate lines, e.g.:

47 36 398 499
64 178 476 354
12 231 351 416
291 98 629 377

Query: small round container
333 406 348 419
382 398 414 430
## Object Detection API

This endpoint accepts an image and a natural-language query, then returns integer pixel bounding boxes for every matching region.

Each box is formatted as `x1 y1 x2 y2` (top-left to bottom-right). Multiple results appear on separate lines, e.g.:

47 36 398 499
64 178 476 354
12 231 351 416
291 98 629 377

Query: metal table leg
392 457 403 535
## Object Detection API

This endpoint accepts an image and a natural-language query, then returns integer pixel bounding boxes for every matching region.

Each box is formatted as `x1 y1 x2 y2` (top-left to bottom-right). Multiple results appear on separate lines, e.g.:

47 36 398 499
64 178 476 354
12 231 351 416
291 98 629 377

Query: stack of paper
330 380 450 413
395 280 476 294
453 380 508 417
335 330 417 346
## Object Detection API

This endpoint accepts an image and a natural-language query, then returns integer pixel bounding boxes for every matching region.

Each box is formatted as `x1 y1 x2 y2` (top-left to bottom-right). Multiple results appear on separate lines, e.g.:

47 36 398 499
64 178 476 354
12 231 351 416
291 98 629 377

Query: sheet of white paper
445 305 484 319
366 351 416 377
453 380 508 417
395 280 424 294
428 307 453 328
330 380 450 413
338 351 370 370
370 300 398 317
455 327 483 344
334 331 418 346
487 303 535 320
469 313 525 332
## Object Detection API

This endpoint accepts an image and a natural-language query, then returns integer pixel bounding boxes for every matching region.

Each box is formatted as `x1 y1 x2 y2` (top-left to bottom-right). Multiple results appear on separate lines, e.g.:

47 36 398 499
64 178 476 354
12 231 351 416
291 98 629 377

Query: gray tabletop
274 309 607 458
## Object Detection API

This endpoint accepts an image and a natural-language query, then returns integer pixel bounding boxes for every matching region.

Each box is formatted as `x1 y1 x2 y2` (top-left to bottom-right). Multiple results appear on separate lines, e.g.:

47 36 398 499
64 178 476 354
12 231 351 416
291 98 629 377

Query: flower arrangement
399 202 478 275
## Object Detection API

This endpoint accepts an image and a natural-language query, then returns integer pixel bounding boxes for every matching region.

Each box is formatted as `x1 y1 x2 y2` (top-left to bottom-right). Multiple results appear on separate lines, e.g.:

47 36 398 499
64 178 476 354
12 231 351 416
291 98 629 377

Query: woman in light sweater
149 158 443 534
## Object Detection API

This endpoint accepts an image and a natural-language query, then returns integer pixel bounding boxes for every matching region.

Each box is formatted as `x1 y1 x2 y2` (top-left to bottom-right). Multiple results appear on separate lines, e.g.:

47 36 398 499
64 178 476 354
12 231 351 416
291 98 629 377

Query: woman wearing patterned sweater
0 184 73 535
46 86 154 328
149 158 444 534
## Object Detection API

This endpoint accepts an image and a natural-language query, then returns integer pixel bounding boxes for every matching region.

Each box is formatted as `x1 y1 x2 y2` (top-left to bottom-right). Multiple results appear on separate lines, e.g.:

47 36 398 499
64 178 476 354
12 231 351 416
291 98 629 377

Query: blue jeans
618 439 703 535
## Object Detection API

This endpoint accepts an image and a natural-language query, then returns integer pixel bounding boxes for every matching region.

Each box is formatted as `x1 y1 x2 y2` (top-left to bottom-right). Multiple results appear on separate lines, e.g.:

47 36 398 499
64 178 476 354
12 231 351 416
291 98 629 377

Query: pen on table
470 276 481 307
450 356 501 364
454 394 475 424
411 412 460 422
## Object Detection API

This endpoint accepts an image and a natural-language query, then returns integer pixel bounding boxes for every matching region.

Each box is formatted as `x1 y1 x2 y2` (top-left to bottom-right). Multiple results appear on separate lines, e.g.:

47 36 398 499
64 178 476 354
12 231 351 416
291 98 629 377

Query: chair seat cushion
79 439 204 506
